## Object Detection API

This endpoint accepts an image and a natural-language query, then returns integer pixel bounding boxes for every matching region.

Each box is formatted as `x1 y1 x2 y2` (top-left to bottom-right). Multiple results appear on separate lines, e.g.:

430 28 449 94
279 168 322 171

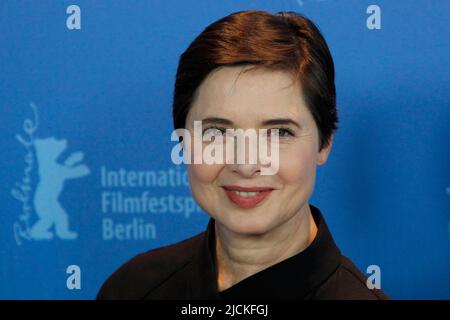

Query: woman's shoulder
314 255 389 300
96 230 205 300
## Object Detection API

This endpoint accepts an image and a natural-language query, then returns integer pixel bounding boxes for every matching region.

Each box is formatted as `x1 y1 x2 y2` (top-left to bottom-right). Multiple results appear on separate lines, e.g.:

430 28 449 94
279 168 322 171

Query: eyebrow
201 117 301 129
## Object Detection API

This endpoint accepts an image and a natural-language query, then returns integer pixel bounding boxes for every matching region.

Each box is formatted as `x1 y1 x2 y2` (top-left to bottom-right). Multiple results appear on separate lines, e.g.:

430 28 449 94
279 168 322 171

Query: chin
221 215 275 236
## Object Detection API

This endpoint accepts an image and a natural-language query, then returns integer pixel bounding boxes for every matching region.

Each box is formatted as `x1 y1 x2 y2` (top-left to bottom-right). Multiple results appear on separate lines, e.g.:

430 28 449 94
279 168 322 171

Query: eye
202 126 226 137
268 128 294 138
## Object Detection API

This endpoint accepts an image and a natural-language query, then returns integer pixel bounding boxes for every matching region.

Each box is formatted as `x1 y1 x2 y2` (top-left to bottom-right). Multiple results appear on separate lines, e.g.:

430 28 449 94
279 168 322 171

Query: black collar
188 204 342 299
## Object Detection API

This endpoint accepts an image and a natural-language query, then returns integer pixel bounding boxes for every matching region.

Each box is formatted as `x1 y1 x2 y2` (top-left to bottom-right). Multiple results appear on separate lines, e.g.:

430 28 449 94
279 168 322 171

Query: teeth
232 191 260 197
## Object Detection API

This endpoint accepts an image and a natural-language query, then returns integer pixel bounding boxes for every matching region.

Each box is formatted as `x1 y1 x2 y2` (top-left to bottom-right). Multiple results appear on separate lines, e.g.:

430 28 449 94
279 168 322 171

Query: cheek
278 143 318 185
188 163 225 215
188 163 224 185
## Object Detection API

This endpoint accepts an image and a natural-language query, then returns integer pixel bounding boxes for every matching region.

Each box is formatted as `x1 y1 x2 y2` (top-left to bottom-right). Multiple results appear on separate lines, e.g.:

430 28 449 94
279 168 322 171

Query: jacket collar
188 204 341 299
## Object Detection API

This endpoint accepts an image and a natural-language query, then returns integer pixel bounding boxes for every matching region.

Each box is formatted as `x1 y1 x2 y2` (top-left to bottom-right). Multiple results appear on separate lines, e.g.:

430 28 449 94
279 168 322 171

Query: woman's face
184 65 333 236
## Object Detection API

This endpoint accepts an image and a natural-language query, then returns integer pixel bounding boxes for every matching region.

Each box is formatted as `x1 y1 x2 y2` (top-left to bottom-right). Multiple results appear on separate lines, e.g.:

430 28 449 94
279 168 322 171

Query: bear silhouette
29 137 90 240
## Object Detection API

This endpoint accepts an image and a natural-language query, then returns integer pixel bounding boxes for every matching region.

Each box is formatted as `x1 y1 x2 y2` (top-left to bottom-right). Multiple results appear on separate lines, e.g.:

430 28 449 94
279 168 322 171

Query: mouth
222 185 274 208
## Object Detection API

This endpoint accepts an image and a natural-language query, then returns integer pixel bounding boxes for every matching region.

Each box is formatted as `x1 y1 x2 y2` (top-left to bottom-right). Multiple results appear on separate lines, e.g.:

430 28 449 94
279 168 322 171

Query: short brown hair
172 10 338 150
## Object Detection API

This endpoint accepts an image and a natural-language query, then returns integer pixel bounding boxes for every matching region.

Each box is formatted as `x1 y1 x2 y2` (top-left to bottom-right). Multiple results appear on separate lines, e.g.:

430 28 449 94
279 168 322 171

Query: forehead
188 65 308 122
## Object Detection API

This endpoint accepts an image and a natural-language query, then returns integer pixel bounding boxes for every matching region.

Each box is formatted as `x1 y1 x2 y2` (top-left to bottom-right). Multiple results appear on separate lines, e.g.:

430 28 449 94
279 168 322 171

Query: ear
317 134 334 166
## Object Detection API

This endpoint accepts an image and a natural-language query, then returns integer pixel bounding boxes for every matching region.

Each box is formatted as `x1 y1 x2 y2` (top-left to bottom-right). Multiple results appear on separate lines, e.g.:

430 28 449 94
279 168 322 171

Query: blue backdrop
1 0 449 299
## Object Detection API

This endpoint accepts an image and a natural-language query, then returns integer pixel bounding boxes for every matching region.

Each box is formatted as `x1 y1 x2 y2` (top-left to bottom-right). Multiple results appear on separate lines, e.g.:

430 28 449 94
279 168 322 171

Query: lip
222 185 274 208
222 185 275 192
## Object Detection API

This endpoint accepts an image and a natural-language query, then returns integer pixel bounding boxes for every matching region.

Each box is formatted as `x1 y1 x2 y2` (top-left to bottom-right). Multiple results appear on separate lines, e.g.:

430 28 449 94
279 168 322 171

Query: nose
227 137 262 178
230 163 261 178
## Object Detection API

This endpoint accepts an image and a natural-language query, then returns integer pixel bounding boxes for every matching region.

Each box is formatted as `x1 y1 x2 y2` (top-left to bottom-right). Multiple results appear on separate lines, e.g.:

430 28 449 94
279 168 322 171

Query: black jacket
97 205 388 300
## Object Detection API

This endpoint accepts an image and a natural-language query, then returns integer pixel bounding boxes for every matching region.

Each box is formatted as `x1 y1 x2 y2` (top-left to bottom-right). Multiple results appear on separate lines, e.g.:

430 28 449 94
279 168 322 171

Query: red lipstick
222 185 274 208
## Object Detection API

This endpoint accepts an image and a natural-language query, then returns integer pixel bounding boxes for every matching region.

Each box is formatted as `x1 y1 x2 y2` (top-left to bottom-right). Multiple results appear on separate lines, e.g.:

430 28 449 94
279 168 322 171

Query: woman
97 10 388 300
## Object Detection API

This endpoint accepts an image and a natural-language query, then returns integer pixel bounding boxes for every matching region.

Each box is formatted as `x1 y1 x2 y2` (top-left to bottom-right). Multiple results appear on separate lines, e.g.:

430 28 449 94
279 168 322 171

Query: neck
214 204 318 291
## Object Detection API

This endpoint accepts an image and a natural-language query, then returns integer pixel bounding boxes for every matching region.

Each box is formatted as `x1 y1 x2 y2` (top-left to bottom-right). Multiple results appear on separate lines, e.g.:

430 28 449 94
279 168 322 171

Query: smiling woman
97 9 388 300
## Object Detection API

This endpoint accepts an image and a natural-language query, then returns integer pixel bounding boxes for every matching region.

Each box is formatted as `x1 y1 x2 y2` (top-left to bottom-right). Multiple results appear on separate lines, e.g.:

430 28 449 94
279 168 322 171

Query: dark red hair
173 10 338 149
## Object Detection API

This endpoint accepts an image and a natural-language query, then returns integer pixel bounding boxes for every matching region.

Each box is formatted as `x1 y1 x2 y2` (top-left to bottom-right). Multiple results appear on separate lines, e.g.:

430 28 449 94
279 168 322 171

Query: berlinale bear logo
30 137 90 240
12 103 90 245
